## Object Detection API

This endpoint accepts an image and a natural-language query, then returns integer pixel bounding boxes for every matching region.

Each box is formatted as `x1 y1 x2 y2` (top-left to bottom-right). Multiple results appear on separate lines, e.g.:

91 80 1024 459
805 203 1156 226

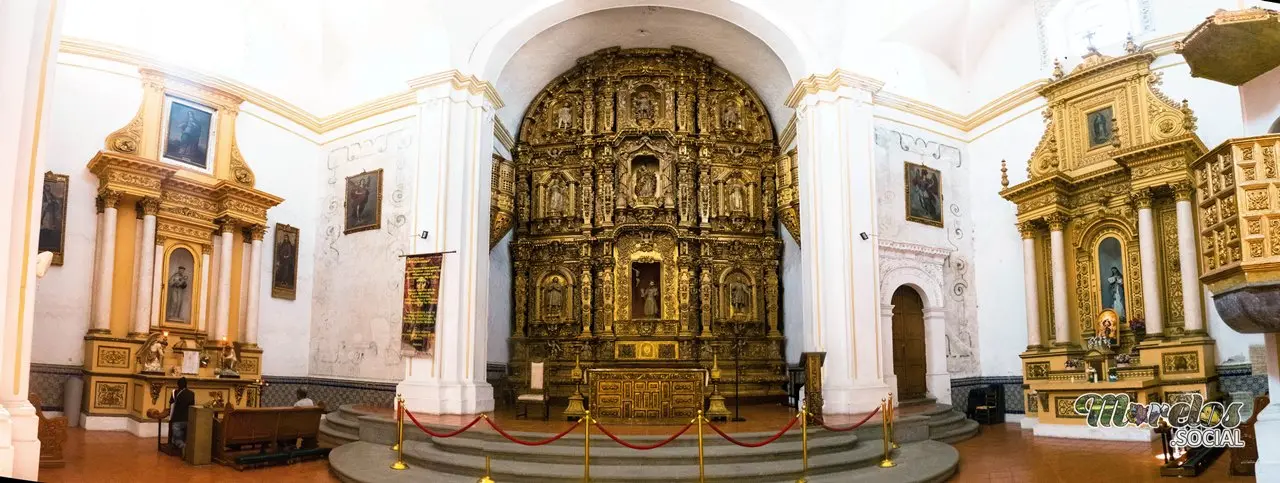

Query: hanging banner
402 253 444 355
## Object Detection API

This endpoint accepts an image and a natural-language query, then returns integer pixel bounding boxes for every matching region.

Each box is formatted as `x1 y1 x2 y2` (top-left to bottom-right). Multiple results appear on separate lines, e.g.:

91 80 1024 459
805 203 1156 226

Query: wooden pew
28 394 66 468
213 404 327 469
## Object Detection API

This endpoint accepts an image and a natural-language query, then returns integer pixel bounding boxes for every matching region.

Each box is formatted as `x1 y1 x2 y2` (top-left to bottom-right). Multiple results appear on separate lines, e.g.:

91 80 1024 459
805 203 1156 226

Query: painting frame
271 223 300 300
159 95 218 172
904 161 943 228
1086 106 1114 149
343 169 383 235
38 171 69 266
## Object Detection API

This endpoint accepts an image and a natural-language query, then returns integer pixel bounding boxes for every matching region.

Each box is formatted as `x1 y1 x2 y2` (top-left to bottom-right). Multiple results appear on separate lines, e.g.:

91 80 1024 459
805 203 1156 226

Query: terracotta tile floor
38 415 1257 482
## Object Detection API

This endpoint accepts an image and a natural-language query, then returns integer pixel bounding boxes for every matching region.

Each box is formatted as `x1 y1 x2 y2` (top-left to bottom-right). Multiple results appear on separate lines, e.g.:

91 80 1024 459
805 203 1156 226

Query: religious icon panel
905 162 943 227
1087 106 1114 148
272 223 299 300
38 172 68 266
344 170 382 234
161 97 216 170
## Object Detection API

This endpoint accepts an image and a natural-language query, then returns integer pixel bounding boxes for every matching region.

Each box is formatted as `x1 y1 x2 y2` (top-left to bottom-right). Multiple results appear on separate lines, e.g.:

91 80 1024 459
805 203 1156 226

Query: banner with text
402 253 443 356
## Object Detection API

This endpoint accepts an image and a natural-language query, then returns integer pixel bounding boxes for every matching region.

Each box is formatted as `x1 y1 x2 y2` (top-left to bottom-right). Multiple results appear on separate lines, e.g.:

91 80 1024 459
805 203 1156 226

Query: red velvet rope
707 414 799 448
404 410 485 438
819 405 880 432
594 421 693 450
483 416 581 446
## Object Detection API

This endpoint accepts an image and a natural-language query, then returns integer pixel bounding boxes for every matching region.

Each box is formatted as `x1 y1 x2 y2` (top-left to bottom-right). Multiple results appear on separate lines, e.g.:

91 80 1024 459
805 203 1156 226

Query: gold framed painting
344 169 383 234
904 162 943 227
38 172 69 266
272 223 299 300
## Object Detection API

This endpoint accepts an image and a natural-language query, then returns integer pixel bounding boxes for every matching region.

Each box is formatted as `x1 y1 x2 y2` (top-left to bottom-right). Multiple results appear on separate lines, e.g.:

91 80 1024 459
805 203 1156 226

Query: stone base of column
1 400 40 481
926 372 951 405
1019 416 1039 430
85 328 110 335
1253 403 1280 482
0 407 12 476
1139 336 1164 346
1025 344 1047 352
127 332 149 339
397 379 494 415
1050 341 1080 351
821 381 894 415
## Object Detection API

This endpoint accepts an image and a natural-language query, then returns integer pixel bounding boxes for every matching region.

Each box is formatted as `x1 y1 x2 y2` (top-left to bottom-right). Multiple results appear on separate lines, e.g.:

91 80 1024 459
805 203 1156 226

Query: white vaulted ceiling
493 6 794 138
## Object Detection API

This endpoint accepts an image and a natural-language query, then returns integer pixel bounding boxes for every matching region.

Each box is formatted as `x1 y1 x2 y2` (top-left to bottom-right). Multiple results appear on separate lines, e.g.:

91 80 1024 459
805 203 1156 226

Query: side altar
1001 42 1218 440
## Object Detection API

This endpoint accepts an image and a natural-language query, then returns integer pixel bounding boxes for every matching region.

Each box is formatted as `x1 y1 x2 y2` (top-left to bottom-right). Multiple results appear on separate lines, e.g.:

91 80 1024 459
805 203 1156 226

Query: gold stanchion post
888 392 899 450
583 410 591 482
391 395 408 470
696 410 706 483
796 404 808 483
477 454 495 483
878 399 895 468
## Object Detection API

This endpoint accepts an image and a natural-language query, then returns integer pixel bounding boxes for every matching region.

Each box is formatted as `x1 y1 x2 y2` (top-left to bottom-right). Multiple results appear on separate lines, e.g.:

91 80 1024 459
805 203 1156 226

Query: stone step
925 410 965 429
320 419 361 448
388 420 854 449
326 410 361 433
898 397 937 408
428 429 858 465
932 418 980 444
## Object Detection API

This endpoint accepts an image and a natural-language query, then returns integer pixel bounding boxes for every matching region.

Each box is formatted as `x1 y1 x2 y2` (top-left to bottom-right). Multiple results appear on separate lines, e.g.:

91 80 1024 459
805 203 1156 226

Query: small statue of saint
633 91 654 121
545 277 564 316
729 183 746 213
548 179 566 217
556 103 573 131
166 266 190 321
219 344 239 377
730 280 749 313
722 103 739 130
641 281 660 318
136 332 168 373
634 165 657 199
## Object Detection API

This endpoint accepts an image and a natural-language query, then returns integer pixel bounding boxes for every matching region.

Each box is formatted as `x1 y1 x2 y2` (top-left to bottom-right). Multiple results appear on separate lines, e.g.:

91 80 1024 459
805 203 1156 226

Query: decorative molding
785 69 885 108
877 239 952 261
778 115 797 150
407 70 505 109
494 120 516 153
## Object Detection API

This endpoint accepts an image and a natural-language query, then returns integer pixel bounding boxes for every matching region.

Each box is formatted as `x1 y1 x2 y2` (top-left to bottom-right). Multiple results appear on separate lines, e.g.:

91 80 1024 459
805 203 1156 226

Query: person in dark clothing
169 377 195 449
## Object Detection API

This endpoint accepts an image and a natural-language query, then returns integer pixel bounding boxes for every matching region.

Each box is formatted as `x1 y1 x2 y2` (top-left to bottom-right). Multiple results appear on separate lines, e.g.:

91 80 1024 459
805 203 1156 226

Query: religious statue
556 103 573 131
728 182 746 213
633 91 654 121
219 343 240 377
634 164 657 199
1107 266 1125 321
722 103 739 130
136 332 168 373
640 281 660 318
545 277 565 316
730 280 749 313
548 179 566 217
166 266 190 321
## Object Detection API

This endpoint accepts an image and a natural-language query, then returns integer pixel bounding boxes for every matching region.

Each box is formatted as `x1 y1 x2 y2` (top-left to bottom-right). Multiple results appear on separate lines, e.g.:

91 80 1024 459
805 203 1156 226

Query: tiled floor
39 417 1256 482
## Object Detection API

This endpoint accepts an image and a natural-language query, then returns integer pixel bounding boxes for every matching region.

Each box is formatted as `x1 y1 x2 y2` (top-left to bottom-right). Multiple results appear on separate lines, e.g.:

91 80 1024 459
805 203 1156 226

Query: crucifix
1083 30 1099 54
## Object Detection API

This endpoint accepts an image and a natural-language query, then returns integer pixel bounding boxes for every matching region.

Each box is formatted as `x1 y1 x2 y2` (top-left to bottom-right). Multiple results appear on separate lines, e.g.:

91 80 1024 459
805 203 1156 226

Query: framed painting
344 169 383 234
38 172 69 266
161 96 217 170
904 162 943 227
1086 106 1114 148
271 223 299 300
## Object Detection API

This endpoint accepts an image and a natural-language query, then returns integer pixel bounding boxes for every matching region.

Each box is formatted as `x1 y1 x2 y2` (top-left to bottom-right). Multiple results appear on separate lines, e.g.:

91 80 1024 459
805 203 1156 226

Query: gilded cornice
494 120 516 153
785 69 885 108
407 70 505 109
778 115 797 150
87 151 177 199
213 181 283 226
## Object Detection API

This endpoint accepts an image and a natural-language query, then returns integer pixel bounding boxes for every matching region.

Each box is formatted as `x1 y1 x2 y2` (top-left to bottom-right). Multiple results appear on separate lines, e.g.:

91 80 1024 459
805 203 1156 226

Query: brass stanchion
391 395 408 470
696 410 706 483
878 399 895 468
888 392 899 450
477 454 495 483
582 410 591 482
796 404 809 483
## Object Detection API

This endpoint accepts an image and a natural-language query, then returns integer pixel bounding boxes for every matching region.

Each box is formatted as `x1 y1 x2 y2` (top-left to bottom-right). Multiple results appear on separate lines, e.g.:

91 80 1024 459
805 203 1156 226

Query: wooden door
891 286 928 400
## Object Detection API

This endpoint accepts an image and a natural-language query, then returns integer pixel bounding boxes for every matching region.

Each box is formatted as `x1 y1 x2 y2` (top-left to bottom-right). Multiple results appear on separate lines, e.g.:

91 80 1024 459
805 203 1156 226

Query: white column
214 221 235 341
1020 225 1043 348
243 226 264 345
791 72 888 413
197 245 211 332
1255 332 1280 481
148 238 162 329
89 197 103 322
205 233 221 333
237 237 250 337
128 208 142 323
397 74 498 414
1048 215 1071 345
0 0 65 478
1174 186 1205 333
90 193 119 333
132 198 158 337
1135 194 1164 337
923 307 950 405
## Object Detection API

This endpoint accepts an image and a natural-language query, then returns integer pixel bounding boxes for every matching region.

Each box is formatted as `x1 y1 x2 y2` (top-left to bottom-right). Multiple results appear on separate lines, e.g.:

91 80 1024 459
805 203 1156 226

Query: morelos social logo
1073 393 1245 448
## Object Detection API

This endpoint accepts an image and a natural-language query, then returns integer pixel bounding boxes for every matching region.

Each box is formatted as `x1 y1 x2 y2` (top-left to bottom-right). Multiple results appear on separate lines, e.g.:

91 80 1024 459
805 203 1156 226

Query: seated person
293 389 315 407
169 377 195 449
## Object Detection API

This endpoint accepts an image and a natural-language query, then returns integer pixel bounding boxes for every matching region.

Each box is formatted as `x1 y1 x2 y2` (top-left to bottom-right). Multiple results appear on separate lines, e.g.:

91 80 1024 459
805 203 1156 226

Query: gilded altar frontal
507 47 785 399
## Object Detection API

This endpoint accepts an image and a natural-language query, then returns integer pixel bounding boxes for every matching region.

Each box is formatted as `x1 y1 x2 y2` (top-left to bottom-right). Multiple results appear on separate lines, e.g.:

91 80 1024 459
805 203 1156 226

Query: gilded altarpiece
508 47 786 401
1002 47 1218 428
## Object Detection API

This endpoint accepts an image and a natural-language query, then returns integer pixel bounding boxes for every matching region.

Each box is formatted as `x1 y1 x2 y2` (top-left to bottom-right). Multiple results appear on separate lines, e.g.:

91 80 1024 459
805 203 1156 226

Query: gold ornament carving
105 105 144 154
93 382 127 409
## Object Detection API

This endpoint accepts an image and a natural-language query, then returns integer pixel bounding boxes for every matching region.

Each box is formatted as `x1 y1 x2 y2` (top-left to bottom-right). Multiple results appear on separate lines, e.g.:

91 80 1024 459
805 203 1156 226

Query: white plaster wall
873 120 980 378
1241 65 1280 135
309 120 417 381
781 227 802 365
234 115 319 377
488 231 512 364
32 60 142 365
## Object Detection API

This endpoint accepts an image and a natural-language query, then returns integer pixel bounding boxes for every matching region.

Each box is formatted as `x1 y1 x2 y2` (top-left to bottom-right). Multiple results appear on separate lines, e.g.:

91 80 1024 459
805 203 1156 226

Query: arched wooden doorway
891 286 928 400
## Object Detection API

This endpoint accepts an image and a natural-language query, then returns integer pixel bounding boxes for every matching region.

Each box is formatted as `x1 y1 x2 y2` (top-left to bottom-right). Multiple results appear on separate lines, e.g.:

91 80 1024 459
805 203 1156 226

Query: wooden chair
29 394 66 468
515 362 549 421
972 386 1002 424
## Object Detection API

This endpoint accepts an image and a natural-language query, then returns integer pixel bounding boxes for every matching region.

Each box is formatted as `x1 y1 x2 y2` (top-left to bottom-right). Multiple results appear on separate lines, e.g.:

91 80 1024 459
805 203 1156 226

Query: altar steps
921 404 980 444
319 406 364 448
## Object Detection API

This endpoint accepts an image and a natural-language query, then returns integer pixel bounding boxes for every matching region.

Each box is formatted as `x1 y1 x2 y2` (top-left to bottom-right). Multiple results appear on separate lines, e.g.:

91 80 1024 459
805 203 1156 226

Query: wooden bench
213 404 328 469
29 394 66 468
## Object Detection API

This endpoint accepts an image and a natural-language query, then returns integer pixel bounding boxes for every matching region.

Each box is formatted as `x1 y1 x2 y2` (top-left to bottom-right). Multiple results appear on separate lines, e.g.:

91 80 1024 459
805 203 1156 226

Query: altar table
587 368 707 425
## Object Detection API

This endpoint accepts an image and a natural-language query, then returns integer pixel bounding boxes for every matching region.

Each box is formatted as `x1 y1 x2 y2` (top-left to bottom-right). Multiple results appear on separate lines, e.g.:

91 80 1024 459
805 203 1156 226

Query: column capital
1045 213 1070 231
154 234 166 245
99 189 122 209
216 218 237 234
1018 221 1039 239
1172 181 1195 201
95 194 106 214
243 224 267 241
139 196 161 216
1130 188 1154 210
202 244 212 255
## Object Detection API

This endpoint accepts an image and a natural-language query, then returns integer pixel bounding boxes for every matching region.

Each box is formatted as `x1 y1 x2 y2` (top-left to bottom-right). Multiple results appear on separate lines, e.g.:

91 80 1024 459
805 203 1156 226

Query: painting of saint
162 98 215 169
905 162 943 227
38 172 68 266
164 248 195 323
272 224 299 300
1087 107 1114 147
1097 236 1126 322
344 170 383 234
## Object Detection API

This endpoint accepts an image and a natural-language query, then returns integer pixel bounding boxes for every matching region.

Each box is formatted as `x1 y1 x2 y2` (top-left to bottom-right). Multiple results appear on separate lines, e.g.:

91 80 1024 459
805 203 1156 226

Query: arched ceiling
495 6 793 138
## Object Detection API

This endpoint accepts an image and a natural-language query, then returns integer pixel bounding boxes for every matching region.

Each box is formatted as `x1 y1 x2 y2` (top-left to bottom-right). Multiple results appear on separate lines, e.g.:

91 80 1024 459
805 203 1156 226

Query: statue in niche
545 276 565 316
1107 266 1126 321
641 281 660 318
728 181 746 213
136 332 168 373
730 279 750 314
722 103 740 130
556 103 573 131
633 91 655 121
548 179 566 217
635 164 657 199
166 266 190 321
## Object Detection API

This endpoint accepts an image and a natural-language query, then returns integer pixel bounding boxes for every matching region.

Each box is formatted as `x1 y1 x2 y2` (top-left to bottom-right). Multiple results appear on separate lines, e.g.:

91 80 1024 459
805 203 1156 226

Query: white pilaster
0 0 65 477
198 246 211 332
1136 197 1164 336
148 239 162 330
214 221 235 341
1020 226 1042 348
243 227 263 345
128 210 142 323
90 194 118 333
396 73 498 414
1175 187 1205 333
923 307 950 404
132 199 158 336
237 238 250 337
1048 216 1071 345
205 233 220 333
1256 332 1280 481
790 73 888 413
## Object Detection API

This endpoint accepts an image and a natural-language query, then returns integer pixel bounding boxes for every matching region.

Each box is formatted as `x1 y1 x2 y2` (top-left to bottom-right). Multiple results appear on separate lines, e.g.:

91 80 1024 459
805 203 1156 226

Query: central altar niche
508 47 785 400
